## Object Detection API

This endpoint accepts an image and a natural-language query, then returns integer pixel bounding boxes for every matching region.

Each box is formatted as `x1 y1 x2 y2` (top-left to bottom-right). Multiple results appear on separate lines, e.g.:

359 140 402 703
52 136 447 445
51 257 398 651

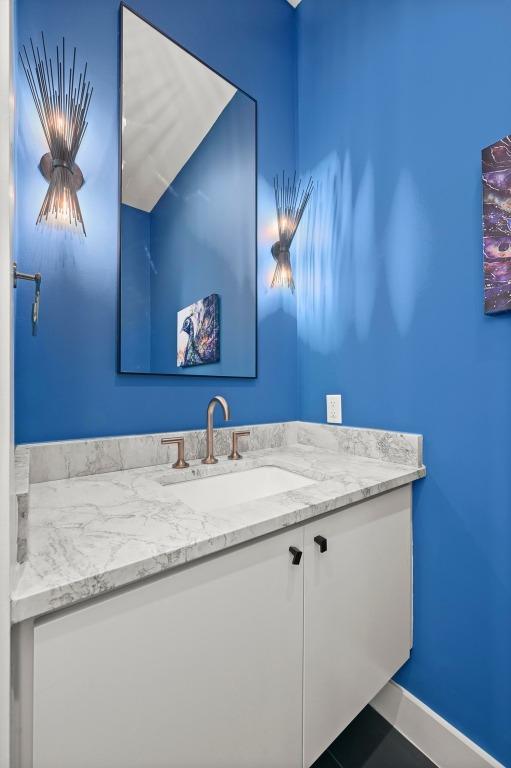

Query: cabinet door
32 528 304 768
303 486 412 768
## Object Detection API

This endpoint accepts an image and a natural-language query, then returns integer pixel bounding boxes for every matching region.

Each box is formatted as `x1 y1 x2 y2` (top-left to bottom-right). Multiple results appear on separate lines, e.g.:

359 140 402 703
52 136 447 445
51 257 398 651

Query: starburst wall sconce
271 172 313 293
19 34 93 235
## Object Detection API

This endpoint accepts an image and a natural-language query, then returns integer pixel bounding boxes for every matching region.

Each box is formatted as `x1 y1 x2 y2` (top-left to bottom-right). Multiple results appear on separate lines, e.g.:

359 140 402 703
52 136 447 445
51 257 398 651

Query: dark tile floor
312 706 438 768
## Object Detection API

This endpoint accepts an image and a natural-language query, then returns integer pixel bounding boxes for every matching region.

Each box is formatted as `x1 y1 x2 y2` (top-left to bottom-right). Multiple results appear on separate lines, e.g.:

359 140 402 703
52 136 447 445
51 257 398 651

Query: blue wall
14 0 297 442
149 90 256 376
297 0 511 763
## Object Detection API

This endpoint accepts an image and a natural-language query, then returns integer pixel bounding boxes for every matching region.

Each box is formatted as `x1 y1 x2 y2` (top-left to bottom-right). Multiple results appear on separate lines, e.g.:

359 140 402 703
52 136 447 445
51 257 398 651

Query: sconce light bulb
271 247 295 293
55 112 65 137
37 162 86 234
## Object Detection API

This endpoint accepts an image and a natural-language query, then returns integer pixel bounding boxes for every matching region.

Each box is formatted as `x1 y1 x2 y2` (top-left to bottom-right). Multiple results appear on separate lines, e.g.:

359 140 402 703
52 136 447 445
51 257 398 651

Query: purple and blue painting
483 135 511 313
177 293 220 368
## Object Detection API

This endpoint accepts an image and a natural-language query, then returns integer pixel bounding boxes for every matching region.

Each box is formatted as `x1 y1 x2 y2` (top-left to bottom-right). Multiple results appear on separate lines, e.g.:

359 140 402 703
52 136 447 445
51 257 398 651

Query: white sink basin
169 466 315 513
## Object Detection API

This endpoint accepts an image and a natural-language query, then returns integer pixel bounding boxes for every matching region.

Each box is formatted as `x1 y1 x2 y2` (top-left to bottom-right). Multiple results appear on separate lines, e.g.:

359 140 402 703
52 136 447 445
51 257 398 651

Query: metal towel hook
12 262 42 336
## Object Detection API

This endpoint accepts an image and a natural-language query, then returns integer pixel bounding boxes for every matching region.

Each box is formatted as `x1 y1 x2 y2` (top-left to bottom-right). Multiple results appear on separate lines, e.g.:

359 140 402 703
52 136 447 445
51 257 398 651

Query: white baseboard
371 681 504 768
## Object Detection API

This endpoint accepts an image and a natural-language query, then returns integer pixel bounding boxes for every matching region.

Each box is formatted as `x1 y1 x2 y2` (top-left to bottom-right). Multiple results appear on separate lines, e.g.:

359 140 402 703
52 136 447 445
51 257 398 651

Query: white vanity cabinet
18 485 412 768
303 486 412 766
30 528 305 768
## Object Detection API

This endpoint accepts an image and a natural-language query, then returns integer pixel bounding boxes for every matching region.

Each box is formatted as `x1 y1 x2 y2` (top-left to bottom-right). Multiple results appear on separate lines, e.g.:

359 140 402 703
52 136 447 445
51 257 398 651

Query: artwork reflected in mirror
119 5 256 376
177 294 220 369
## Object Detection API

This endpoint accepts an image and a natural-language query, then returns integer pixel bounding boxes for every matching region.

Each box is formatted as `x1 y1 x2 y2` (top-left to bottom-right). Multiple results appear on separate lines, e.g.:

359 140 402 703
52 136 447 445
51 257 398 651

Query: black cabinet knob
314 535 327 553
289 546 303 565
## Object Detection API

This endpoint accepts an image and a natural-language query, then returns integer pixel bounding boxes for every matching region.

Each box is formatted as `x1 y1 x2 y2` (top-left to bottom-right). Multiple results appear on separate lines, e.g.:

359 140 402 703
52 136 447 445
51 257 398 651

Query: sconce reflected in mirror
271 172 313 293
19 34 93 235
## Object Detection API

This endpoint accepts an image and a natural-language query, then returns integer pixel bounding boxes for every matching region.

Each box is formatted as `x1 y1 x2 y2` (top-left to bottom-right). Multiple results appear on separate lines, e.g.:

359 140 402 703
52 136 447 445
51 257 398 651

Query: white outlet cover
326 394 342 424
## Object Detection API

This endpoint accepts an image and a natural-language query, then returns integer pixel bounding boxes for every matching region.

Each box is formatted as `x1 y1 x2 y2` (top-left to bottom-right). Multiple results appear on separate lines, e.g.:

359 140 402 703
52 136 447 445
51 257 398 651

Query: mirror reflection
120 6 257 377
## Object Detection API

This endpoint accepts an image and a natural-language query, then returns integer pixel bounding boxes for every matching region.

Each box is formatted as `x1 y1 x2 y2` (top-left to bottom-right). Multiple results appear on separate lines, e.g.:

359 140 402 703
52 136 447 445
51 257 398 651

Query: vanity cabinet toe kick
12 484 413 768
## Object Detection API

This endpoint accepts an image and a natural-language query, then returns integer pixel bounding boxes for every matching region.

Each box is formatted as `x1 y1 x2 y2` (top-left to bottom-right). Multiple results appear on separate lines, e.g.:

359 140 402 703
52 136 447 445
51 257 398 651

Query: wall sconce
271 172 313 293
19 34 93 235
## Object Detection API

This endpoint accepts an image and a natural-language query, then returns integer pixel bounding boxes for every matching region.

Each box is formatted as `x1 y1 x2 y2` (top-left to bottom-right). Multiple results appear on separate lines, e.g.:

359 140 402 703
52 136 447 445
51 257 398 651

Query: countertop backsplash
20 421 423 485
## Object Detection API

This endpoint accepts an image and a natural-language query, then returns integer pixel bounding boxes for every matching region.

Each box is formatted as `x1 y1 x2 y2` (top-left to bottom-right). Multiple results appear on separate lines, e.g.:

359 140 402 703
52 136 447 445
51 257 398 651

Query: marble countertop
15 446 30 563
11 441 425 624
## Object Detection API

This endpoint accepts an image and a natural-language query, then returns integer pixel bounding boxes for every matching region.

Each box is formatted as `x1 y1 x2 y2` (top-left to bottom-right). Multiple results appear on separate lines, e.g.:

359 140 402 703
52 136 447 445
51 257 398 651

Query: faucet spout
213 395 230 422
202 396 231 464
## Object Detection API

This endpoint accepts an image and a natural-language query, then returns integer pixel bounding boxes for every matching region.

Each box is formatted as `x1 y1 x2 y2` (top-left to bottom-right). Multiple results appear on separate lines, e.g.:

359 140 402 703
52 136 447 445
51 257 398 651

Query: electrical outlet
326 394 342 424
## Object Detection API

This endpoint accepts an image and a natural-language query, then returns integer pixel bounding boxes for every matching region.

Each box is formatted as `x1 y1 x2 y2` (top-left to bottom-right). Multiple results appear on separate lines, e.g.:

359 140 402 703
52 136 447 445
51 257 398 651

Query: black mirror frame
117 2 258 379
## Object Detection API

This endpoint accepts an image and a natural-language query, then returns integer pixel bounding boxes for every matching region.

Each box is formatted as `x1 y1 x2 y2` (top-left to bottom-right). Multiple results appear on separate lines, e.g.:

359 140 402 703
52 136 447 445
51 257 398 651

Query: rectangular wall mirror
119 5 257 377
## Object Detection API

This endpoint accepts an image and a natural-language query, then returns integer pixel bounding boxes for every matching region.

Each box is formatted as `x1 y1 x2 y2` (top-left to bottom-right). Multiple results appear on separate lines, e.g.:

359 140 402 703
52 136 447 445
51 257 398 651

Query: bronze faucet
228 430 251 460
161 436 189 469
202 396 231 464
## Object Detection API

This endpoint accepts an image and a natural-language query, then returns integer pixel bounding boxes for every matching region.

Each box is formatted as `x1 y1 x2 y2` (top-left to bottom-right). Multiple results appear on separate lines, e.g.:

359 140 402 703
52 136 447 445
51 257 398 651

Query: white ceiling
122 7 236 212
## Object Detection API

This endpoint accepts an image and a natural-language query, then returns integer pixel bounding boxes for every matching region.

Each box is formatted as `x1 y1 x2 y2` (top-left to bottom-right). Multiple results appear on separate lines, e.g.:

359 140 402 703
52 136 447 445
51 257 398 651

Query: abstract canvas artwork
177 293 220 368
483 135 511 313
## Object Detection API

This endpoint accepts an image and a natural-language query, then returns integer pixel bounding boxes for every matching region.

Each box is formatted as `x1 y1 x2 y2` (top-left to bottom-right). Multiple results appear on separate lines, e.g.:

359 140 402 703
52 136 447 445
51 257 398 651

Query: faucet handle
228 430 251 461
161 436 189 469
